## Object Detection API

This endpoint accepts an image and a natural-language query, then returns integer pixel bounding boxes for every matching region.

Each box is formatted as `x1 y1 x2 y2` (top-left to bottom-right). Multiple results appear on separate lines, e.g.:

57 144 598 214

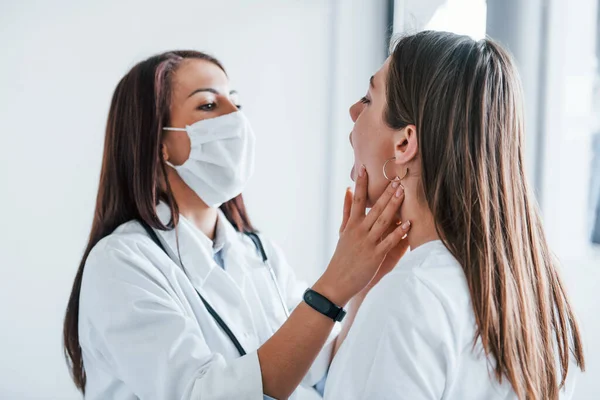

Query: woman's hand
259 167 410 399
313 166 411 306
368 223 410 290
339 188 411 292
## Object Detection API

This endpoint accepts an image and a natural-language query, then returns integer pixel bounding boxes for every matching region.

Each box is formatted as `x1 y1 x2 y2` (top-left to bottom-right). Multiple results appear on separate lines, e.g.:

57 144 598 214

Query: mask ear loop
160 128 187 168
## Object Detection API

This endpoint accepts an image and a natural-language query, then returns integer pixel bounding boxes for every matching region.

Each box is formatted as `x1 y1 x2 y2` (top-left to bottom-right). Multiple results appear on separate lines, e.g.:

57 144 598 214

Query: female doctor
63 50 411 400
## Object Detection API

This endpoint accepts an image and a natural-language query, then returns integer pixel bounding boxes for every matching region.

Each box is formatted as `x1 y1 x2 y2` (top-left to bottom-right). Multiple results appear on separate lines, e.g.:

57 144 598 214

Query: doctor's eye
198 102 216 111
360 96 371 105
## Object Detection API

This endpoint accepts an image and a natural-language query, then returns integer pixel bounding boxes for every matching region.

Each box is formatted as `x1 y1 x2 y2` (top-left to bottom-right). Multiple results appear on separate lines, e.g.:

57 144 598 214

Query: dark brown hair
63 50 255 392
386 31 584 399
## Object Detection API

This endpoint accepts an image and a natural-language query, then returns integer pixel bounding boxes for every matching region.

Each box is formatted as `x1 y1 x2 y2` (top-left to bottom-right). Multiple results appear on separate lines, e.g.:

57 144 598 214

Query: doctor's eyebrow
187 88 239 98
369 76 375 89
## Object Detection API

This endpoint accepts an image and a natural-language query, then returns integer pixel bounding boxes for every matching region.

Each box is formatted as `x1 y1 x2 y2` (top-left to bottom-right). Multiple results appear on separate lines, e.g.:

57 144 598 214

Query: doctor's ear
393 124 418 164
161 144 170 163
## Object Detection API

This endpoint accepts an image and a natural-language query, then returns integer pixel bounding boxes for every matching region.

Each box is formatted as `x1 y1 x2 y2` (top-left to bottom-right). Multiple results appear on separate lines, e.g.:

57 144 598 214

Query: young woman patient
325 31 585 400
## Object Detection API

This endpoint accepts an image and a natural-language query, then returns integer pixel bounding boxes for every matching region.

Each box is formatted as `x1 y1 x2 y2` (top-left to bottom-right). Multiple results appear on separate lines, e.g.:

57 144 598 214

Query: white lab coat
78 203 338 400
325 240 577 400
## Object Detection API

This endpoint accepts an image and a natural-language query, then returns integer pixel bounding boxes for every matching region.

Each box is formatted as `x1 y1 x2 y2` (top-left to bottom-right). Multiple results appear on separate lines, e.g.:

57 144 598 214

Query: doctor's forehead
171 59 230 99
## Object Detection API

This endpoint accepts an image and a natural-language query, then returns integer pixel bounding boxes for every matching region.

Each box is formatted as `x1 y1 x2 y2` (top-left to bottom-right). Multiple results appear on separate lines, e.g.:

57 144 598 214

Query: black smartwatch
303 288 347 322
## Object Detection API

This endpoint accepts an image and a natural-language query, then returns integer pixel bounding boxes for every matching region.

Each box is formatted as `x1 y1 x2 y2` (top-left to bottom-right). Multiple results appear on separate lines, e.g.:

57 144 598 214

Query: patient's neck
405 211 439 251
399 178 440 251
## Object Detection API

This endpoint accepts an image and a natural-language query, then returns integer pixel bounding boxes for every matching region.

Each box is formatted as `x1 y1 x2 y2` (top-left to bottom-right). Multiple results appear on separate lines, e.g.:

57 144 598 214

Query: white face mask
163 111 255 207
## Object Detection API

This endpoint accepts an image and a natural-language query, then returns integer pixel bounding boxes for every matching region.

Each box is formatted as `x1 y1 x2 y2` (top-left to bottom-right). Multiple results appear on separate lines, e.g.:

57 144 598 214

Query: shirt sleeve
264 238 340 387
324 273 453 400
79 237 264 400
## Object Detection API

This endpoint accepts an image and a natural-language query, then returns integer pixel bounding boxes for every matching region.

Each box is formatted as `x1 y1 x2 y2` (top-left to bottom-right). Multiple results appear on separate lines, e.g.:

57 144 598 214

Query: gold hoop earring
382 157 408 184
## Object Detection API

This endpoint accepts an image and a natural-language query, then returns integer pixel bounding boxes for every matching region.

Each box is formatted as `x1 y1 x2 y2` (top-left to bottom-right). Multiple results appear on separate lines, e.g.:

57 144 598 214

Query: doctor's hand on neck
312 165 411 307
328 174 411 359
338 186 410 293
257 165 410 399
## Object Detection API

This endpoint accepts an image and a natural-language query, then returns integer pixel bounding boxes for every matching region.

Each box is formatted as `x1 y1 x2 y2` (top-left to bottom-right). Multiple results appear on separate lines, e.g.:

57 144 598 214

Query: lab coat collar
154 202 245 282
214 208 240 255
181 208 231 256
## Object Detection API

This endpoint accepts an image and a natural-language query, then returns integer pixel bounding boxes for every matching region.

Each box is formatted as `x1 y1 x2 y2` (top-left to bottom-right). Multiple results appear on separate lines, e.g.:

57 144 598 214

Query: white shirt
78 203 338 400
325 240 576 400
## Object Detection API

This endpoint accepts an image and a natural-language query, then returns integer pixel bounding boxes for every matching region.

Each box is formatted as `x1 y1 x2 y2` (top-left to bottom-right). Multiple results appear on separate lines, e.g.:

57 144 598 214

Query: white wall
541 0 600 397
323 0 389 259
0 1 386 398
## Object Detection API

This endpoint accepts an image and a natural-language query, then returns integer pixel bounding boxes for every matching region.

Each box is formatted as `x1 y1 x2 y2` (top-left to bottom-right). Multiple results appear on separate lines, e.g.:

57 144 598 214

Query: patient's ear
393 124 418 164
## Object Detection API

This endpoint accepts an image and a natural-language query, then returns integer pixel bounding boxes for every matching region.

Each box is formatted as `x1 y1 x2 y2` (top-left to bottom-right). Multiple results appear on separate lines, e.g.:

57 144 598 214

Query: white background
541 0 600 398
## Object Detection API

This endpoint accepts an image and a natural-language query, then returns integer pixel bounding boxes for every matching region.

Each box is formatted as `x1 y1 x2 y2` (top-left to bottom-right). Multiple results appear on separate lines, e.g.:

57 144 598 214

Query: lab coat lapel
154 203 257 352
221 224 281 342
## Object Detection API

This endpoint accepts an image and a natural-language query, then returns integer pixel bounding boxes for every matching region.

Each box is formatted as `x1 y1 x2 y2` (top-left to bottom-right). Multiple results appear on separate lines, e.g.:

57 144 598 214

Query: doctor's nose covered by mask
163 110 256 208
63 50 411 400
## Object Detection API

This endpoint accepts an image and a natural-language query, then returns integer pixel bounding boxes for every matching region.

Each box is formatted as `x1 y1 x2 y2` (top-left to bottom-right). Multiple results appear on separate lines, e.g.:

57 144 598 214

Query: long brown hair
63 50 255 392
386 31 585 399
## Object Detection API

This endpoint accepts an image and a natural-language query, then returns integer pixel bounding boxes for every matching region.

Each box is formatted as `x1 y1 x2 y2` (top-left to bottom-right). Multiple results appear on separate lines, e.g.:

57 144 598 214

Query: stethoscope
139 220 289 357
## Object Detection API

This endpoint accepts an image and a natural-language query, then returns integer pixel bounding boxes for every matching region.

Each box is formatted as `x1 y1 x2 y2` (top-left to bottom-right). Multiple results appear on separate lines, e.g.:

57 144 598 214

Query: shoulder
85 220 163 276
326 245 464 399
362 241 473 343
363 271 451 337
384 241 471 315
79 220 187 340
81 220 176 309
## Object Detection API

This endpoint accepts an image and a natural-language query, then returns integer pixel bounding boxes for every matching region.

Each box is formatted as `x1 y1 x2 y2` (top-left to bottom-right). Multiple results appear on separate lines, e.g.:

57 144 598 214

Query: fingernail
391 181 399 189
395 186 404 198
401 220 411 230
359 165 366 177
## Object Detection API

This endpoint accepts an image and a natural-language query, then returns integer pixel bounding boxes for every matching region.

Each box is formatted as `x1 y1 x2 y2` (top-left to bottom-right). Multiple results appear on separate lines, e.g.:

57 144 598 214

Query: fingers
350 165 368 220
339 187 353 234
368 185 405 240
363 180 401 229
377 220 411 254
